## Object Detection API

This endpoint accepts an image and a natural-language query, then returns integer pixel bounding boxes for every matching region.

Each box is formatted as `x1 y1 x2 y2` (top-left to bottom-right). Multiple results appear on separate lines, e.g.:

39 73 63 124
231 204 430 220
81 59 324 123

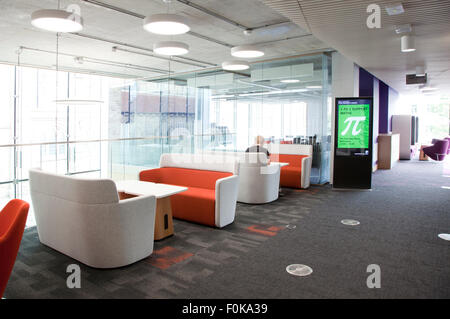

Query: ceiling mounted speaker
401 35 416 52
222 60 250 71
143 14 190 35
153 41 189 55
31 9 83 33
406 74 427 85
231 45 264 58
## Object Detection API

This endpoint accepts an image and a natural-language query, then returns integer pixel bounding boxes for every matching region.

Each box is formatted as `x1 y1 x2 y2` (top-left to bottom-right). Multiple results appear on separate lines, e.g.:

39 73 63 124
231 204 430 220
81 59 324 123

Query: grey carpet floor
4 160 450 299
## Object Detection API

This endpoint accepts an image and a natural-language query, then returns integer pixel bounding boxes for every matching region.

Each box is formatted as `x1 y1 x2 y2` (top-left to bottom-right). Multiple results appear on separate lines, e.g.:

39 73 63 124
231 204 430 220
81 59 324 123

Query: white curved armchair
237 153 281 204
29 169 156 269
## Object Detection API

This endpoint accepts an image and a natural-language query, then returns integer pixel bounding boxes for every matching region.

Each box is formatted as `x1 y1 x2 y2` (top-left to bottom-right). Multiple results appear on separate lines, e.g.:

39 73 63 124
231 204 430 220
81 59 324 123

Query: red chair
0 199 29 298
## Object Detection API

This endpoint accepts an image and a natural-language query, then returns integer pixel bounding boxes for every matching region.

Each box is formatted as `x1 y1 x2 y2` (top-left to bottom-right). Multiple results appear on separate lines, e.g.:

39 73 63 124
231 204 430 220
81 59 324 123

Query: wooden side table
116 181 188 241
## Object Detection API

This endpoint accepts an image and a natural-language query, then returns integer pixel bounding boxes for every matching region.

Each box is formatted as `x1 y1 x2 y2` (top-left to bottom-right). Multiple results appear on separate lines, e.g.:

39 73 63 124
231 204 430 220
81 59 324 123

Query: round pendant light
31 9 83 33
231 45 264 58
153 41 189 56
401 35 416 52
143 14 190 35
222 60 250 71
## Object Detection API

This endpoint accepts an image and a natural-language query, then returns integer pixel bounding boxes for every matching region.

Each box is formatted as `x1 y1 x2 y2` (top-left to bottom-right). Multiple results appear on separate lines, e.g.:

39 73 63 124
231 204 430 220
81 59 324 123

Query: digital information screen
337 101 370 149
333 97 373 189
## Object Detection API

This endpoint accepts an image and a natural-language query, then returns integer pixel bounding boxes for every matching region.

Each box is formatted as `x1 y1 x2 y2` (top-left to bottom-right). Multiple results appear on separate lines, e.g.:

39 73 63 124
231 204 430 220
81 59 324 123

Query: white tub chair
29 168 156 269
237 152 281 204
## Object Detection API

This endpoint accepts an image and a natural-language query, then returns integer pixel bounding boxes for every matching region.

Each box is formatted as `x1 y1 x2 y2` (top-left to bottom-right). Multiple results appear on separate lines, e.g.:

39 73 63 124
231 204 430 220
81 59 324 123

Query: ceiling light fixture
31 9 83 33
153 41 189 56
385 3 405 16
306 85 323 89
281 79 300 83
143 14 190 35
231 45 264 58
222 60 250 71
54 99 104 105
401 35 416 52
421 87 439 93
239 88 308 97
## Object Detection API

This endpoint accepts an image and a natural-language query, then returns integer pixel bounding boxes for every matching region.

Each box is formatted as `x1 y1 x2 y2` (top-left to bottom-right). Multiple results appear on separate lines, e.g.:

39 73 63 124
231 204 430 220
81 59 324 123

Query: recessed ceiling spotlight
143 14 190 35
281 79 300 83
401 35 416 52
222 60 250 71
385 3 405 16
153 41 189 56
394 24 412 34
31 9 83 32
231 45 264 58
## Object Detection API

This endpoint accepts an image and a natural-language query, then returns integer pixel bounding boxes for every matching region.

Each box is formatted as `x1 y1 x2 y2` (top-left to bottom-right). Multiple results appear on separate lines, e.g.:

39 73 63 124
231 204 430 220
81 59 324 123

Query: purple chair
423 139 449 161
431 137 450 155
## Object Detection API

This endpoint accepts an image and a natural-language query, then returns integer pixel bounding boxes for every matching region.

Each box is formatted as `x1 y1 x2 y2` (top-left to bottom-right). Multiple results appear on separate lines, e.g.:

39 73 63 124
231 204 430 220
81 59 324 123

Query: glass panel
0 183 14 210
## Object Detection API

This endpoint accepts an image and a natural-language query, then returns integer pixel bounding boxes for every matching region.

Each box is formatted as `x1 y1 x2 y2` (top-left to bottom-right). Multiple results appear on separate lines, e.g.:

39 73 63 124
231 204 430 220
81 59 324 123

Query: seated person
246 135 270 157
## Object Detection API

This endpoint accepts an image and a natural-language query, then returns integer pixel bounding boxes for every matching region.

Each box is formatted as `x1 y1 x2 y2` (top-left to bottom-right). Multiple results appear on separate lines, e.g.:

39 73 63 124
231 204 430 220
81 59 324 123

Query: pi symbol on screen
341 116 366 136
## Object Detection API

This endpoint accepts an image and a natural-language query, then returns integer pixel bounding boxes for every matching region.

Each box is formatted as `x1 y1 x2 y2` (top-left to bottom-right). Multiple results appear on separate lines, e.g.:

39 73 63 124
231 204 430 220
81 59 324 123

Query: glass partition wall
0 52 332 227
109 53 332 184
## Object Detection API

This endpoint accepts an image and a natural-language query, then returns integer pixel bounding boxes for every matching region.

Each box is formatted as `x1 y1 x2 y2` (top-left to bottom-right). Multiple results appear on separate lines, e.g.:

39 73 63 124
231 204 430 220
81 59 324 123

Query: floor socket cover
286 264 313 277
341 219 360 226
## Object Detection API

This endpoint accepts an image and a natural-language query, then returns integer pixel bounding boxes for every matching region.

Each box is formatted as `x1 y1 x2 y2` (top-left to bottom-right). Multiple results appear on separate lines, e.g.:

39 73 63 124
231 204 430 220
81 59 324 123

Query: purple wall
379 81 389 134
360 68 398 134
359 68 374 97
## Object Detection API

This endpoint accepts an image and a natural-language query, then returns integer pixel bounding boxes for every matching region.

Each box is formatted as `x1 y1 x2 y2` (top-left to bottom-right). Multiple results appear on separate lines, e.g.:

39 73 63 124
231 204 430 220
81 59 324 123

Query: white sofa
29 168 157 269
237 152 281 204
267 144 313 189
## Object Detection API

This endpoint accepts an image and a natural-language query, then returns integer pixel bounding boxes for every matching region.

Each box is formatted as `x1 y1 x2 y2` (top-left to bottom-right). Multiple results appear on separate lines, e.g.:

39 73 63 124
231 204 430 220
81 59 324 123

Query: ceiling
0 0 330 79
260 0 450 96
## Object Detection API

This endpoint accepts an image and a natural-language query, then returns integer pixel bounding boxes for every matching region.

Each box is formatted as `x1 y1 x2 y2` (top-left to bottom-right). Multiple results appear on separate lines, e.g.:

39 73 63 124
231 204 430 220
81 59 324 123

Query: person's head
255 135 265 145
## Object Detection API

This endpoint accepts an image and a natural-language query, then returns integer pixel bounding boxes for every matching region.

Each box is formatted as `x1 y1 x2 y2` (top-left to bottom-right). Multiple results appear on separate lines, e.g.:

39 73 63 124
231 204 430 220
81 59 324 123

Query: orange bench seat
140 167 232 227
270 154 308 189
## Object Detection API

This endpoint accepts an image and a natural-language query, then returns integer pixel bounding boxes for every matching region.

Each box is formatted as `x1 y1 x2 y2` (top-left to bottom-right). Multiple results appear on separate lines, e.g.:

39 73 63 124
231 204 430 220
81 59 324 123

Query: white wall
330 52 359 183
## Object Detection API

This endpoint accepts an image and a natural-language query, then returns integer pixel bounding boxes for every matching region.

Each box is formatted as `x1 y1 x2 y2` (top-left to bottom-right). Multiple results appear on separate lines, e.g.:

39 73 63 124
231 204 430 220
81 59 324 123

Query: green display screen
337 103 370 149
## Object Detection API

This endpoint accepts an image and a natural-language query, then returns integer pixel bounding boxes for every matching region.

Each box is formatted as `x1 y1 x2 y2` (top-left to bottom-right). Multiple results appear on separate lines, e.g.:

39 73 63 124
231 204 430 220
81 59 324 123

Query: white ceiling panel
261 0 450 95
0 0 330 79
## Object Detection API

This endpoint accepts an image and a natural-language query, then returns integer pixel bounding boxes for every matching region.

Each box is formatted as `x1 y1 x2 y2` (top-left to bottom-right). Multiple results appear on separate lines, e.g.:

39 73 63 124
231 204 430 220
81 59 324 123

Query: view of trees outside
405 95 450 144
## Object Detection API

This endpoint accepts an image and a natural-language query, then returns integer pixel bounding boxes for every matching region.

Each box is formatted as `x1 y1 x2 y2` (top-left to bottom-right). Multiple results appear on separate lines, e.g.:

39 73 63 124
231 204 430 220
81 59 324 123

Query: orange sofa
268 144 313 189
140 153 239 228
